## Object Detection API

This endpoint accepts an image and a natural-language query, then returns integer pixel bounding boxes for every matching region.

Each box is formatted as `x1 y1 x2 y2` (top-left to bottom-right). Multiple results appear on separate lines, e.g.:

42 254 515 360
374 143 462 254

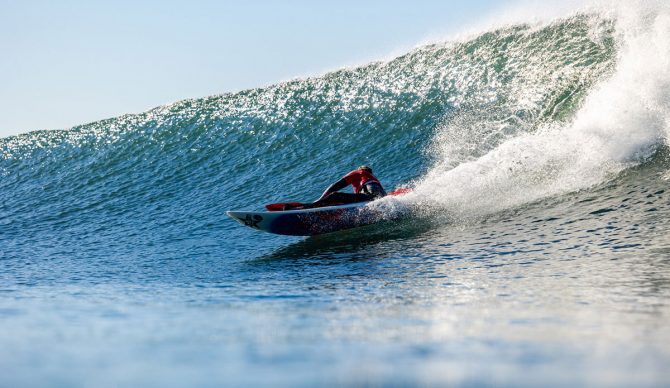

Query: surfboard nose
226 211 245 224
227 211 265 229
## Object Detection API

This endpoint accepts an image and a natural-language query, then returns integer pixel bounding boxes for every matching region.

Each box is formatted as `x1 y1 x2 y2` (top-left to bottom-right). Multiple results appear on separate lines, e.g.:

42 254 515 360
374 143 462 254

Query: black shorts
361 182 386 199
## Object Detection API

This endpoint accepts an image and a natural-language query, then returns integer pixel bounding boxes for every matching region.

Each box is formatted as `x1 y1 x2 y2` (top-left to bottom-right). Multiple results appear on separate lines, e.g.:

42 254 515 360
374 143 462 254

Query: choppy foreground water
3 163 669 386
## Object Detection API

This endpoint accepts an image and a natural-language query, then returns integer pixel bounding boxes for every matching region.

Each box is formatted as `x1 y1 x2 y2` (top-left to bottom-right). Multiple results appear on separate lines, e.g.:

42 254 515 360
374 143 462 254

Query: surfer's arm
316 178 349 201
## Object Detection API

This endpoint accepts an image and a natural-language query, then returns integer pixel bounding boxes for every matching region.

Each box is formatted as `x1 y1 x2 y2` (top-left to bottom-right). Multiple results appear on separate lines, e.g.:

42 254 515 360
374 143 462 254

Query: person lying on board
306 165 387 208
265 167 412 211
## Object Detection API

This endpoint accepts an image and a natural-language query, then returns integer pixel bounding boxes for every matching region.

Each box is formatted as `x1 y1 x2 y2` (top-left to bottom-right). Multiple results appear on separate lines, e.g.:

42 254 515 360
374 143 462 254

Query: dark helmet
358 165 372 173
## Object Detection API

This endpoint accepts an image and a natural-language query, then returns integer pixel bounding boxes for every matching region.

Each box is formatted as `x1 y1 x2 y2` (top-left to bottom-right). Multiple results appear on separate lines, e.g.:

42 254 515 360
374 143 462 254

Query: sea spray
408 1 670 220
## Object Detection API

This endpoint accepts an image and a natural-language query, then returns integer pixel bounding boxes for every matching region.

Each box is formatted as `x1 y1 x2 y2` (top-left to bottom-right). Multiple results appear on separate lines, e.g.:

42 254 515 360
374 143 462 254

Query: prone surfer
307 165 386 208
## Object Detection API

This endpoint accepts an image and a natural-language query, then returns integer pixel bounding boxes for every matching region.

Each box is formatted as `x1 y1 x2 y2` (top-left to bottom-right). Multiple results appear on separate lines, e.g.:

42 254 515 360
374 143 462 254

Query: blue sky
0 0 517 137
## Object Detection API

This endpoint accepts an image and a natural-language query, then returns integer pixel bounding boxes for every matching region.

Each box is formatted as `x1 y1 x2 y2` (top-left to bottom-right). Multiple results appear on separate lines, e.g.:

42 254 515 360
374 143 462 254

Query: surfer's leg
309 192 372 208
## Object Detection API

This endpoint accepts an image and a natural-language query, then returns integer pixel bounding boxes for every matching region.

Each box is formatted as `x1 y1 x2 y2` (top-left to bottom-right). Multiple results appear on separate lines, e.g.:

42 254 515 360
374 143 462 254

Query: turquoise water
2 11 670 386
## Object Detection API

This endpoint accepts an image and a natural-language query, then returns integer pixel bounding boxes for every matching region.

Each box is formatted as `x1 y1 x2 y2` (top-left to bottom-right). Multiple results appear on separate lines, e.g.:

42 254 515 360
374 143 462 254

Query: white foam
407 0 670 218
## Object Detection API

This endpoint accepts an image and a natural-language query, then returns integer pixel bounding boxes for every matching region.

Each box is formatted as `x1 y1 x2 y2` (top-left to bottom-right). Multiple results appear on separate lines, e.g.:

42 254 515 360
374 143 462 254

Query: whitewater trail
402 0 670 220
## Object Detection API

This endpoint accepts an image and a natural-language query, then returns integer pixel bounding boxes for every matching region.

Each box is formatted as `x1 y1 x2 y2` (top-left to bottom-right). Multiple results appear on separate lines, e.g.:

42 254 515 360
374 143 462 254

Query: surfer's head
358 165 372 173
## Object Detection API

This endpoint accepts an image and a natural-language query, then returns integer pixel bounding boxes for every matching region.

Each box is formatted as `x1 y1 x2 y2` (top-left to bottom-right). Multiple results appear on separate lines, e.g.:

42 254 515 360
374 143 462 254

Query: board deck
227 202 378 236
228 188 412 236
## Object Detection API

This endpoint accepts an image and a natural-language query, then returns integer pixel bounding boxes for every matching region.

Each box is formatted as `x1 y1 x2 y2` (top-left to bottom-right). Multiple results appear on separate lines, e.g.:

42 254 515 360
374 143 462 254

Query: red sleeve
343 170 361 185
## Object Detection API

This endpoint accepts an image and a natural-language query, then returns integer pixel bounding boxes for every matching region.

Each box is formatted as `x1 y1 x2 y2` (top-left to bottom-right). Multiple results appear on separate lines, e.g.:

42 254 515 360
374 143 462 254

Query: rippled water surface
3 165 669 386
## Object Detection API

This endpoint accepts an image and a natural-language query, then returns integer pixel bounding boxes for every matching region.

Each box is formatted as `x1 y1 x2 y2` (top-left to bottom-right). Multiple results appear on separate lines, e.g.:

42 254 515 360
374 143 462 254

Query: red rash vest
343 169 382 194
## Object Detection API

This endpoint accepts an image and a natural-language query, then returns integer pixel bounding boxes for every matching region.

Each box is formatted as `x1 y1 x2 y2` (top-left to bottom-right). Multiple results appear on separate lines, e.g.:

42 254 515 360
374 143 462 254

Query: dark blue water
1 11 670 387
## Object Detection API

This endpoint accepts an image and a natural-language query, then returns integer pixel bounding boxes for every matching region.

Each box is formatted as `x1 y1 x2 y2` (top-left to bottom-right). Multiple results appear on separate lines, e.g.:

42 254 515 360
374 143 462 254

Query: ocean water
2 3 670 387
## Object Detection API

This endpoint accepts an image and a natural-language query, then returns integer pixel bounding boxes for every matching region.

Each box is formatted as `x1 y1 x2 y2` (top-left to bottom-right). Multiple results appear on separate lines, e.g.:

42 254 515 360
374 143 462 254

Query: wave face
2 3 670 386
1 8 669 262
1 15 631 243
